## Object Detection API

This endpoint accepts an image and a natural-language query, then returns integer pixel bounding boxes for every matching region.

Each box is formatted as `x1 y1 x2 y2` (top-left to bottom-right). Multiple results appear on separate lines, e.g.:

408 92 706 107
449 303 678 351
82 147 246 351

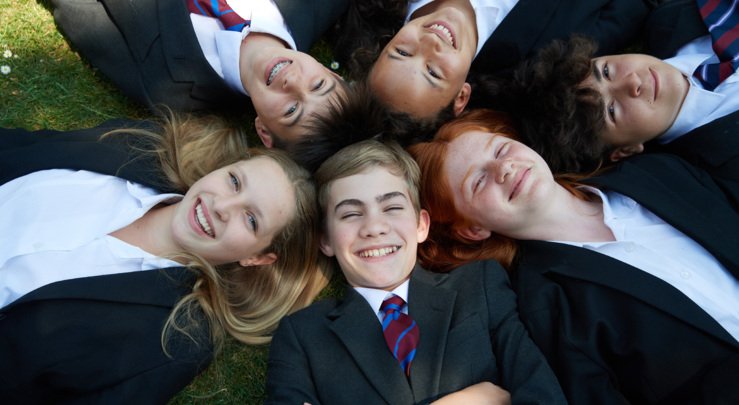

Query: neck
412 0 476 19
518 186 615 243
109 203 184 263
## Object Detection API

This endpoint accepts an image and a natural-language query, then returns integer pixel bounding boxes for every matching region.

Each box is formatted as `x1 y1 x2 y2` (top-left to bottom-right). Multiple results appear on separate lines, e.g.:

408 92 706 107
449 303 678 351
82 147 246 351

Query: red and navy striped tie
380 295 419 377
187 0 250 32
693 0 739 90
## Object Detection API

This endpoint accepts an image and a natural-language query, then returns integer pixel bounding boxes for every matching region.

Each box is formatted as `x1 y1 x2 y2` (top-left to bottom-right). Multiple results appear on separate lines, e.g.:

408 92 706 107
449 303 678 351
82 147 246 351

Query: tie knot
381 295 406 315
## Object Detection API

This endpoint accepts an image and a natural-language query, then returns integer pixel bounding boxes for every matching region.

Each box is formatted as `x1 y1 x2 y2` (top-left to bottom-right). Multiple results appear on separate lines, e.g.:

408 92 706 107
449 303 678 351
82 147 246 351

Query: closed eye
473 174 485 194
384 205 404 213
340 211 361 219
496 142 509 158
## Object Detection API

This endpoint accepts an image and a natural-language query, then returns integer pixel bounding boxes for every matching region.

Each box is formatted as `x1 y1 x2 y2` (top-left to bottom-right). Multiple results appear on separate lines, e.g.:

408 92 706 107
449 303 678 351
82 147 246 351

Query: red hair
409 109 595 272
408 110 519 272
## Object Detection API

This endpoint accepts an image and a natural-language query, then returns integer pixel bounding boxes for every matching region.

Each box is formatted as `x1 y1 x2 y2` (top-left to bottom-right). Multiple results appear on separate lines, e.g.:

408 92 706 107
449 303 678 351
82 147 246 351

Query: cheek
221 227 254 255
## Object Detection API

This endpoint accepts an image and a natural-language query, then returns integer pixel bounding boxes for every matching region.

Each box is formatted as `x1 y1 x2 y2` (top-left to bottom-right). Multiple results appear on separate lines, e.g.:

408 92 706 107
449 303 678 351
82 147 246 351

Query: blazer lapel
407 268 457 401
328 288 414 404
472 0 560 73
586 156 739 277
522 240 738 348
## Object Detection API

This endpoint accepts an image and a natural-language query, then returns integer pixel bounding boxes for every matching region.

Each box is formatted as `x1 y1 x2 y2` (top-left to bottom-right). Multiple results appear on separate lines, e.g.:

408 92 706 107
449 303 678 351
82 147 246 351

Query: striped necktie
380 295 419 377
693 0 739 90
187 0 250 32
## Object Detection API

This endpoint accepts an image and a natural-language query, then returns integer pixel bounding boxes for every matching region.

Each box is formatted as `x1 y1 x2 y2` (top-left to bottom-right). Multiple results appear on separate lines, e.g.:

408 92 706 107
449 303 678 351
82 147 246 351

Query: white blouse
0 169 182 308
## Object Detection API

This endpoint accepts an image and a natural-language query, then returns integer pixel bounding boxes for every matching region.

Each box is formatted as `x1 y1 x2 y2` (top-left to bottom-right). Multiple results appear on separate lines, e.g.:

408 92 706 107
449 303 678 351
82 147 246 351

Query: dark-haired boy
265 140 565 404
491 34 739 176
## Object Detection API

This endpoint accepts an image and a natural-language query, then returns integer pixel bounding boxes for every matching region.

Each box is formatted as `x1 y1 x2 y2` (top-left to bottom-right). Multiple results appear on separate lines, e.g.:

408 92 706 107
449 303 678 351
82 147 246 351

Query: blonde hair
108 112 330 350
314 140 422 218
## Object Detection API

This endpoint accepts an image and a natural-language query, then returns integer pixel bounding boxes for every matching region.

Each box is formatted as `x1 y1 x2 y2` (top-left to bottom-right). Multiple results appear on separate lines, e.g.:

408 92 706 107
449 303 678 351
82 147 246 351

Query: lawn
1 1 340 403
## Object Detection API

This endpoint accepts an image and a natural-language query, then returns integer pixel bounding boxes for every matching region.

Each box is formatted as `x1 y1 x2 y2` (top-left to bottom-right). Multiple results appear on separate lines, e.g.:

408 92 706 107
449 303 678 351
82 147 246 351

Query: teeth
430 24 454 47
267 61 292 85
358 246 399 258
195 203 214 237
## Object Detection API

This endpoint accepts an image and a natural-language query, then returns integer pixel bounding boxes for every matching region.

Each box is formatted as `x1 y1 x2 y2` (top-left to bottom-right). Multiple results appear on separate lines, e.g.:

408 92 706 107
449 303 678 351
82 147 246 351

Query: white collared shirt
406 0 519 57
189 0 298 96
355 279 411 324
0 169 182 308
555 187 739 342
660 35 739 143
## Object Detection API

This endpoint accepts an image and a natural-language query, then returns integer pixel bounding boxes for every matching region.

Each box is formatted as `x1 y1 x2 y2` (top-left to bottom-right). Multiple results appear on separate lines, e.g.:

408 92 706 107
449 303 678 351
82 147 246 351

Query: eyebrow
286 77 338 128
333 191 408 212
592 61 602 83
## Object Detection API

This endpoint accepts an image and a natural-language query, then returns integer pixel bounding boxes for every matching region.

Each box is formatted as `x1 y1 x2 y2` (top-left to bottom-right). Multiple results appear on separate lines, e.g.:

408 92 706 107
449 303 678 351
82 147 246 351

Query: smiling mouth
267 60 292 86
509 168 530 201
357 246 400 258
426 22 456 49
650 68 659 101
195 200 215 238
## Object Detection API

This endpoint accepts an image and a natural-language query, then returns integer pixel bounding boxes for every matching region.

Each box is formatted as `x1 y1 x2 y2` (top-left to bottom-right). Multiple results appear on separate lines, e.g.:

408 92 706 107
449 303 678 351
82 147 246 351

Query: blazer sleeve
265 316 322 405
1 121 173 192
515 266 630 405
479 261 567 404
0 290 212 405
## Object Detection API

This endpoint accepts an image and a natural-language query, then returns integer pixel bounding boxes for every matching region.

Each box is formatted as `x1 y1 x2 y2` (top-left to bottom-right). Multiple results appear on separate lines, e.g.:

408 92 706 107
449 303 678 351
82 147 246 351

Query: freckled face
582 54 689 148
172 157 294 266
444 130 556 236
320 167 429 291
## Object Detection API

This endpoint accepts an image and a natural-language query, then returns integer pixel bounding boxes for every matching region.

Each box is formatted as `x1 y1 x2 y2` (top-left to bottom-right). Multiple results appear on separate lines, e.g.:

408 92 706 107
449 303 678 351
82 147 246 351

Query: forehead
370 64 451 119
327 167 409 204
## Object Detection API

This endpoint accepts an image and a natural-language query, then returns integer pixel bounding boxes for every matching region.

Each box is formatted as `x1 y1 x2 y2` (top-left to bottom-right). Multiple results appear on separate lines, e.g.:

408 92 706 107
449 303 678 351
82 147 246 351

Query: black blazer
51 0 349 112
266 262 566 404
644 0 707 59
650 110 739 206
513 154 739 404
470 0 651 76
0 124 212 404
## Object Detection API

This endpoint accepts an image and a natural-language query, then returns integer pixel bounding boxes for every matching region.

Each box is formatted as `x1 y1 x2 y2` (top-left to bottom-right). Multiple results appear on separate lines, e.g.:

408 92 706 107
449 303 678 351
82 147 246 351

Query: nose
360 211 390 238
616 72 641 97
213 195 239 222
494 159 514 184
420 32 443 55
281 66 303 92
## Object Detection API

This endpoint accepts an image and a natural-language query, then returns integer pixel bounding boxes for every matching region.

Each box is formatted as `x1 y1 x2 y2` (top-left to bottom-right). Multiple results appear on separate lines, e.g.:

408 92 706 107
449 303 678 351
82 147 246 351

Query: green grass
1 1 343 403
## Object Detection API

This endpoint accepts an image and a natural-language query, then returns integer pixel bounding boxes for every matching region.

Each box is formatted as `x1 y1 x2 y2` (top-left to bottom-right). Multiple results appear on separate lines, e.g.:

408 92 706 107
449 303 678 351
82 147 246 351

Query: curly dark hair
469 36 610 174
330 0 407 80
288 80 455 173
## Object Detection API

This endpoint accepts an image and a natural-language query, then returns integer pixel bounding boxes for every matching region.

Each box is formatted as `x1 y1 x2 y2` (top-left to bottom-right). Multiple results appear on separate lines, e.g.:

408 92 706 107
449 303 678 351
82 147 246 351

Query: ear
319 234 335 257
452 82 472 116
416 209 431 243
239 252 277 267
254 116 274 148
455 225 491 241
609 143 645 162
